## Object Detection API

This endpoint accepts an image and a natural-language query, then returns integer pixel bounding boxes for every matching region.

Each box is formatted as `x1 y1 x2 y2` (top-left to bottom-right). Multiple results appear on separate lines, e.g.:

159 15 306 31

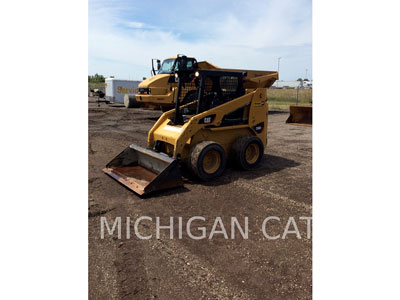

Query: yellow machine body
104 68 277 195
135 55 278 108
148 88 268 162
136 73 175 106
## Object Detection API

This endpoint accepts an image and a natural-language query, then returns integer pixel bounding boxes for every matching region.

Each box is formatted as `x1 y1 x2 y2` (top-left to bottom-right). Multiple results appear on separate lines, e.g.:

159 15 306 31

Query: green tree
297 78 303 81
88 73 106 83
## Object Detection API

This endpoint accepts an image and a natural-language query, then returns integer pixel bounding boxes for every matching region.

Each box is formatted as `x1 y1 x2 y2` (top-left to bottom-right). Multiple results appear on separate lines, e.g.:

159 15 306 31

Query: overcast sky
88 0 312 81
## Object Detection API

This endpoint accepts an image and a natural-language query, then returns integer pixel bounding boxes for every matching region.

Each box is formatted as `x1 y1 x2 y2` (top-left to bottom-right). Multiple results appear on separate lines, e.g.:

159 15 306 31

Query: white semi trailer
105 78 141 104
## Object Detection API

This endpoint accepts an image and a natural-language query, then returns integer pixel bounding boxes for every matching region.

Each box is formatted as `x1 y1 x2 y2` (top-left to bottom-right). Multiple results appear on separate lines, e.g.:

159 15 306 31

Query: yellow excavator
104 68 278 195
124 55 277 110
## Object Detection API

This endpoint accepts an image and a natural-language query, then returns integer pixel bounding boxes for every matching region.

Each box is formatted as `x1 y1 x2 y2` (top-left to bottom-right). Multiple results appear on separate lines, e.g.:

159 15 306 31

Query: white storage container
105 78 141 103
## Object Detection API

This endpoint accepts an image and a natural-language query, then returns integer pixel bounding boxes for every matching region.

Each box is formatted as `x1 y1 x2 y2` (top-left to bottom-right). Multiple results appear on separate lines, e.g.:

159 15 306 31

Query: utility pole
305 68 308 80
277 57 281 87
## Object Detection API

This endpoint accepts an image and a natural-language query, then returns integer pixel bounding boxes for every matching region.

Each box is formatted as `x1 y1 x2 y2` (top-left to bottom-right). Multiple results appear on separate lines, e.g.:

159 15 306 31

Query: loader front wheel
232 136 264 170
190 141 226 181
124 94 141 108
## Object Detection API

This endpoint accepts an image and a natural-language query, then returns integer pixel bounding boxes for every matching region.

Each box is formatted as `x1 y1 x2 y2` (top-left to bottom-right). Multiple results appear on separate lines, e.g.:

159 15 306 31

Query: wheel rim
245 143 260 164
202 150 221 174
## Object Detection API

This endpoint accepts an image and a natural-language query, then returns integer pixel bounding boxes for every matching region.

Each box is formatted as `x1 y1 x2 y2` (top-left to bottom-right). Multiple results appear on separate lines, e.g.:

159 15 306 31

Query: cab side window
186 60 193 69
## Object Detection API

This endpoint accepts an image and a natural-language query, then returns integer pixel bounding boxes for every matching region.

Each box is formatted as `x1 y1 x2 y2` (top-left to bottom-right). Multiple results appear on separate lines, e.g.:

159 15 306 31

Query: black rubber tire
124 94 141 108
189 141 226 181
231 136 264 170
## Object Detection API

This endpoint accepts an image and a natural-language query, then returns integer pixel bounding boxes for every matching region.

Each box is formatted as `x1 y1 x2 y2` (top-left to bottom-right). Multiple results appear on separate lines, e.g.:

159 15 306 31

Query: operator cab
152 55 198 75
172 69 246 126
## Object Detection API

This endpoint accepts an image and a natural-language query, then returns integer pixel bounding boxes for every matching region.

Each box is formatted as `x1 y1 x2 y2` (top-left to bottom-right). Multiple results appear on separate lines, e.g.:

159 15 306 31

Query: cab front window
173 58 196 72
158 58 197 74
158 59 175 74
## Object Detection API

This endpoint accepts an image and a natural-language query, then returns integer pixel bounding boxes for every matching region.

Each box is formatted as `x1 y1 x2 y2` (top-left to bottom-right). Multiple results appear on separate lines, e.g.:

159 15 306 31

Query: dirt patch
89 98 312 299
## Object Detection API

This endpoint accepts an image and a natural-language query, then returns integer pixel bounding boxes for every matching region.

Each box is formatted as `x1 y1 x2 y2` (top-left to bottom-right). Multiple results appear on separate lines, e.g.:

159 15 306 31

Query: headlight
195 71 199 77
139 88 151 94
175 73 179 78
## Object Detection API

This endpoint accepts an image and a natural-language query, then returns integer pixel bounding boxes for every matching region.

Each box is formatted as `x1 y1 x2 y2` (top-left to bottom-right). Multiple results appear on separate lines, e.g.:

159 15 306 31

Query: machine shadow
268 110 289 115
106 154 299 198
182 153 300 187
107 175 191 199
146 117 160 121
141 186 191 198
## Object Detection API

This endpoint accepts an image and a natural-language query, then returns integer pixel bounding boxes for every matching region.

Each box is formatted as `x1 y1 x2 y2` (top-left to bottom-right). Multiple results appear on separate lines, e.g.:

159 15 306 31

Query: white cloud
88 0 312 80
125 21 144 29
124 21 157 29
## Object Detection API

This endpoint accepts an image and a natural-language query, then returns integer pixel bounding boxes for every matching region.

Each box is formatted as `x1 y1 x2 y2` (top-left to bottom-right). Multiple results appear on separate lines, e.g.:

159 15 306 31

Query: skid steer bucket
103 144 183 195
286 105 312 126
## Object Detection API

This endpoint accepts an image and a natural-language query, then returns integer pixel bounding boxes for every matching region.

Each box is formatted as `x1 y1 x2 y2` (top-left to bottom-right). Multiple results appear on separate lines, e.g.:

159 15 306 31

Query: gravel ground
89 97 312 299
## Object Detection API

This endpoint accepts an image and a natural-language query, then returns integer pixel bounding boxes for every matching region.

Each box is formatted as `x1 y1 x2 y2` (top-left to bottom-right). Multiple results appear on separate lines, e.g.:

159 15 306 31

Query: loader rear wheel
190 141 226 181
232 136 264 170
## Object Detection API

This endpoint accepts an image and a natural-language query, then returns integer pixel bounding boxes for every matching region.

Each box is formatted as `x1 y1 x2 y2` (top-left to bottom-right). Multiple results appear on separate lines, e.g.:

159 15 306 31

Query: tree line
88 74 112 83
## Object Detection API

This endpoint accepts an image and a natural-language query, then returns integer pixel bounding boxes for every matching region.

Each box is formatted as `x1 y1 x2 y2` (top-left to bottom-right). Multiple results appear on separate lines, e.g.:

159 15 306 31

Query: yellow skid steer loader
103 69 277 195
